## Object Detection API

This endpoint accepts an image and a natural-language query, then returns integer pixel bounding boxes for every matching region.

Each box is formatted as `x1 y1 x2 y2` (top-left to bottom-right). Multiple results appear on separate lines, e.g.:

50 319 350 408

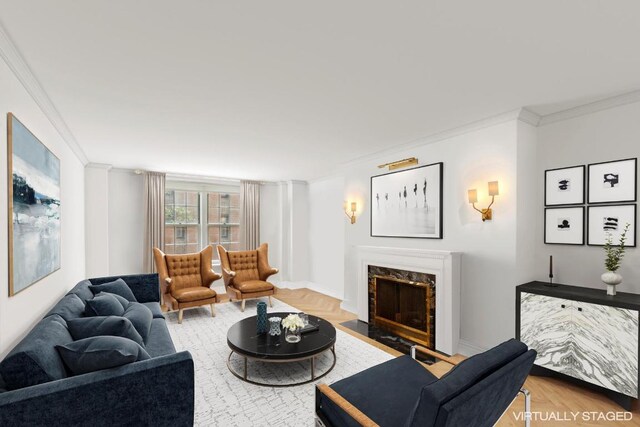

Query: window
207 192 240 254
164 188 240 259
164 190 200 254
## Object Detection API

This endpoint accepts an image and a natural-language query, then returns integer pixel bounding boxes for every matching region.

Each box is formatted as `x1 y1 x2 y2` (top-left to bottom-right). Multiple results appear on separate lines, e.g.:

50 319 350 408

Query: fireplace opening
373 275 434 348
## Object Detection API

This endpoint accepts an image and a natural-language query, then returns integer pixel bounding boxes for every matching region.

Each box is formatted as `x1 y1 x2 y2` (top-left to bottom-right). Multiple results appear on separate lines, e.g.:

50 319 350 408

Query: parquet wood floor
273 287 640 426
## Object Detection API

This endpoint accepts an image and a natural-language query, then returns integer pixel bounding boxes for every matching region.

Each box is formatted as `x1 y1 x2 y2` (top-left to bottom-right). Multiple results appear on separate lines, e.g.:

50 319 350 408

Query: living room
1 1 640 426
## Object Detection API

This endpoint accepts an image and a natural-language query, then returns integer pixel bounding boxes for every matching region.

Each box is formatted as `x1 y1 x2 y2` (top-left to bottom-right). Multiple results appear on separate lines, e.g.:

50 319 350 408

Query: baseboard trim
304 283 343 301
340 299 357 315
457 339 487 357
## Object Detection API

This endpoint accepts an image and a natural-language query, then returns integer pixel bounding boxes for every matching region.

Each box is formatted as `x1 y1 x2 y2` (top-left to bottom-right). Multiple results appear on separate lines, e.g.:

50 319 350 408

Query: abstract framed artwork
371 162 443 239
7 113 61 296
544 165 585 206
587 158 637 204
544 207 585 245
587 204 636 247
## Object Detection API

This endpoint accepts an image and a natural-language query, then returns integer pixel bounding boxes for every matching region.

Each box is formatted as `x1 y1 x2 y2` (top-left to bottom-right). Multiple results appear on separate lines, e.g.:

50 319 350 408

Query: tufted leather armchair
153 245 222 323
217 243 278 312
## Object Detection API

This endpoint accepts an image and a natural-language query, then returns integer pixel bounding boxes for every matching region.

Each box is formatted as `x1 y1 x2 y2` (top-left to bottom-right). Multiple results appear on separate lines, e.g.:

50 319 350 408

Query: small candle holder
268 317 282 336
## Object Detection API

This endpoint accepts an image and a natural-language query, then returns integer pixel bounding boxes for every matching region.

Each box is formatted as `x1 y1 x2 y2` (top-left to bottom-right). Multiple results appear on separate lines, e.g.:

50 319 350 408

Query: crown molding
85 162 112 170
0 23 89 165
518 107 542 126
335 108 532 172
166 172 241 185
539 89 640 126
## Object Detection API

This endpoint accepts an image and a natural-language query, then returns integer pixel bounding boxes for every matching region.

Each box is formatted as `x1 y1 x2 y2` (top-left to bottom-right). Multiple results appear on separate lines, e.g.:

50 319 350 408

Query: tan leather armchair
153 245 222 323
217 243 278 312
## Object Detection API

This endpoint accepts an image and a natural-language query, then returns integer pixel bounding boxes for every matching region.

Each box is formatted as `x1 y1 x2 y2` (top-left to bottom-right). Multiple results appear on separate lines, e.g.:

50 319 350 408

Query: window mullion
200 191 207 251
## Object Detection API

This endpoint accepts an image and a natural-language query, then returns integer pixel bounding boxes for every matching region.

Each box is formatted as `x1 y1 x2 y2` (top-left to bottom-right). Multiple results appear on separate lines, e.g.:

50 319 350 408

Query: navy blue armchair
316 339 535 427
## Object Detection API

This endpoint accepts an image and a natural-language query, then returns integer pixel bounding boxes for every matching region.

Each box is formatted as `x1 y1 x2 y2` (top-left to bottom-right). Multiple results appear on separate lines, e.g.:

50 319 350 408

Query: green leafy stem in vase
604 223 631 272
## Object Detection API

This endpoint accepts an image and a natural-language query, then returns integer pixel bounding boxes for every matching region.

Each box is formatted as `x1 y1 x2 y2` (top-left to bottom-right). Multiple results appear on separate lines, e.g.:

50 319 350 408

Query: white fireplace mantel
354 246 461 355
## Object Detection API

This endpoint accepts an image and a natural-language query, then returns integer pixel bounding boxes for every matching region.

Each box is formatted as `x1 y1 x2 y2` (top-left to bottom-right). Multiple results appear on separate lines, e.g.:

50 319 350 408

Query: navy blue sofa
0 274 194 427
316 339 535 427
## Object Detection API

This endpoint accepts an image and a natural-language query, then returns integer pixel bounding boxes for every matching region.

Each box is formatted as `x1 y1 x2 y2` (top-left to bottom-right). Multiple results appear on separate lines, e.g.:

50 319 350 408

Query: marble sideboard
516 281 640 410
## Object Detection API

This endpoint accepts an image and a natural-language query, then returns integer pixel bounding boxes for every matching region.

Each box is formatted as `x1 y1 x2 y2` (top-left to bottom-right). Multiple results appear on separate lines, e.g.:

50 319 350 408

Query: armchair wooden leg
268 296 273 307
210 303 216 317
241 299 246 312
178 309 184 324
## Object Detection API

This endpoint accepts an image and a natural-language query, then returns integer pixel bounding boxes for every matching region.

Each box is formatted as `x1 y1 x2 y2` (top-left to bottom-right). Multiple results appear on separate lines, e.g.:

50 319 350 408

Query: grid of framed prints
544 158 637 246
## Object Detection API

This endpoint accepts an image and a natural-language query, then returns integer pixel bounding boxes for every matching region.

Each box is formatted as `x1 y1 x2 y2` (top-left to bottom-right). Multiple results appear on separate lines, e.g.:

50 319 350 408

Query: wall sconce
468 181 499 221
344 201 357 224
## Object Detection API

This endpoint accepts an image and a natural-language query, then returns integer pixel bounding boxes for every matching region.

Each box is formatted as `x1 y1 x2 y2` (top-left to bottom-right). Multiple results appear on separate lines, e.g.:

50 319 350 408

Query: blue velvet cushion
142 302 165 319
56 336 150 375
144 319 177 357
85 293 125 317
123 302 153 342
320 355 438 427
89 278 137 302
0 315 72 390
45 293 86 322
426 350 536 427
95 291 129 310
67 279 94 301
67 316 144 347
408 339 528 426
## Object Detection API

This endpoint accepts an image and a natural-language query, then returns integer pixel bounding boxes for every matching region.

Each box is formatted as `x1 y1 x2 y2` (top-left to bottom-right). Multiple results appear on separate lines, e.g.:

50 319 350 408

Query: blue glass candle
256 301 268 334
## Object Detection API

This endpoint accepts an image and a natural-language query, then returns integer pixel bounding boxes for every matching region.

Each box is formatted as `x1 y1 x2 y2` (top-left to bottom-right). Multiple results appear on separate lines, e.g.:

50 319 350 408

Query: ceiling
1 1 640 181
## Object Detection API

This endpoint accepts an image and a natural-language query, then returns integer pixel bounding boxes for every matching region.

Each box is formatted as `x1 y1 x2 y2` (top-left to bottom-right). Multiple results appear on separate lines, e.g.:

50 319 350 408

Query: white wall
85 164 110 277
260 182 283 278
305 118 539 352
308 175 345 299
288 181 310 282
85 167 145 277
0 58 85 357
343 120 530 352
536 102 640 292
108 169 144 275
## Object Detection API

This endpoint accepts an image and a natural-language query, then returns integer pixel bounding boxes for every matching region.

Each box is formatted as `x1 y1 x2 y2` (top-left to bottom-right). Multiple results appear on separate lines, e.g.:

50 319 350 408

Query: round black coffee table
226 312 337 387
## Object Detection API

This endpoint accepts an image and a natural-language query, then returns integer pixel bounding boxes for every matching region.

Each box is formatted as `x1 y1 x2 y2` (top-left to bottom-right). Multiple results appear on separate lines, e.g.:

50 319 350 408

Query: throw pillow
56 336 150 375
45 293 86 322
95 291 129 310
123 302 153 342
85 293 125 317
88 278 137 302
67 316 144 347
0 315 72 390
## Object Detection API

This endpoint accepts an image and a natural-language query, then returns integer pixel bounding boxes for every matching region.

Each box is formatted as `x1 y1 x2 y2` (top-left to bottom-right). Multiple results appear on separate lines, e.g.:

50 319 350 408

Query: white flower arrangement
281 314 305 331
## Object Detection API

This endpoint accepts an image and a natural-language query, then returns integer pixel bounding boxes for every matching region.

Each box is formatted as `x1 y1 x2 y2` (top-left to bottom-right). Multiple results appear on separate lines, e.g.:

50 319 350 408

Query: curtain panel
239 181 260 250
143 171 166 273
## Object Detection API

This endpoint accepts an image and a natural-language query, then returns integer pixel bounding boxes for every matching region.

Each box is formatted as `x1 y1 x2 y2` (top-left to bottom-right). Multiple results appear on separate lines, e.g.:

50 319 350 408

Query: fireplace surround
369 266 436 348
354 246 461 355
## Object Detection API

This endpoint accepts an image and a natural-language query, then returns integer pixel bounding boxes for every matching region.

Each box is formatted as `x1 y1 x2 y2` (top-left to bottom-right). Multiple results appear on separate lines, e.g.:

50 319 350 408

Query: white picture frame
544 165 585 206
587 204 636 247
544 207 585 245
588 158 637 204
371 162 443 239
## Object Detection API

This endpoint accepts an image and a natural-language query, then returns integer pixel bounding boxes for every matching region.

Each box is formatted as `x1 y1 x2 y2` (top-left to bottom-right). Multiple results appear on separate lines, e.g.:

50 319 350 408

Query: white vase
601 271 622 295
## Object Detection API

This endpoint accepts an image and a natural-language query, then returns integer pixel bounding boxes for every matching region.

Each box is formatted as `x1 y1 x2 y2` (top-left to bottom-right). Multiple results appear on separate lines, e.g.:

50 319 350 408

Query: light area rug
166 297 393 427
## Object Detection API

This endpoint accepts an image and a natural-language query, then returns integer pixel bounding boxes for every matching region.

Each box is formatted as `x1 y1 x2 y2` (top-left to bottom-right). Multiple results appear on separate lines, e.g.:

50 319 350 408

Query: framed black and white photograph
371 162 443 239
587 204 636 247
587 158 637 204
544 207 585 245
544 165 585 206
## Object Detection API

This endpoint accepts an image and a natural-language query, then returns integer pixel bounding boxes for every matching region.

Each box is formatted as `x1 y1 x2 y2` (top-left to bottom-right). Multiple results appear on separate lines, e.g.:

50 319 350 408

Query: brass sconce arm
468 182 498 222
344 201 357 224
